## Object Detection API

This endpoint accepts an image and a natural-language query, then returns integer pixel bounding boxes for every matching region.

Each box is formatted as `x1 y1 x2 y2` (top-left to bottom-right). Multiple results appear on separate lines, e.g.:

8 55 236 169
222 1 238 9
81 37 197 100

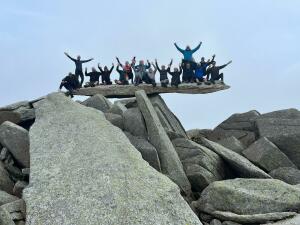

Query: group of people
59 42 232 95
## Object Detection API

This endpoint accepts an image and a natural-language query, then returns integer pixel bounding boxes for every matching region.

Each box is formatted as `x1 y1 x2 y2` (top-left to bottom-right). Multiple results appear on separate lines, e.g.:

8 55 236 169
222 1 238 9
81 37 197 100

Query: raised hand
227 60 232 65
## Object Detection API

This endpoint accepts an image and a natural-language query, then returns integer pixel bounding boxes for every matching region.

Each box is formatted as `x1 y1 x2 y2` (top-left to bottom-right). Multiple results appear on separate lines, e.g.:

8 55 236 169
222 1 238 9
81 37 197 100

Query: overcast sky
1 0 299 130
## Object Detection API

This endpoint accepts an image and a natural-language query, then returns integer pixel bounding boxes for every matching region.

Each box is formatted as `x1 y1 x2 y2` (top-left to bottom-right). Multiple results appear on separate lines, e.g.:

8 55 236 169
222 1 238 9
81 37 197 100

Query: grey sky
1 0 299 129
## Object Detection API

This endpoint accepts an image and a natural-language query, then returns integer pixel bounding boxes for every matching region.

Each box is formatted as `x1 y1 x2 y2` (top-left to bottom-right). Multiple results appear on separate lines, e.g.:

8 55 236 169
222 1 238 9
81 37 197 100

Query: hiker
174 42 202 62
98 63 114 85
143 63 157 87
181 61 196 83
132 59 151 86
58 72 80 97
64 52 93 87
116 57 134 84
167 60 182 88
115 63 129 85
84 67 101 87
155 59 169 87
195 55 215 84
206 60 232 84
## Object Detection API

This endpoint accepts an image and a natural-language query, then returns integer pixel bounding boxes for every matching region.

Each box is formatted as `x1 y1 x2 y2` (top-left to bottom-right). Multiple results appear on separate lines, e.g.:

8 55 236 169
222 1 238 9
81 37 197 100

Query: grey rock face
13 181 28 198
0 190 19 206
0 207 15 225
123 107 147 138
108 101 127 115
0 121 30 168
81 94 112 112
242 137 296 172
135 90 191 195
256 118 300 168
149 95 187 138
263 214 300 225
217 136 245 154
0 111 21 125
172 138 227 192
269 167 300 185
200 138 271 178
259 108 300 119
124 132 161 171
210 219 222 225
0 101 30 111
195 178 300 216
104 113 124 130
23 92 201 225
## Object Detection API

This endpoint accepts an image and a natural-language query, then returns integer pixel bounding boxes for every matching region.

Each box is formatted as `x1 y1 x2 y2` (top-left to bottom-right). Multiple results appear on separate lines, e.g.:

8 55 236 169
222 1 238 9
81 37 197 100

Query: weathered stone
115 97 137 108
0 190 18 206
1 199 25 221
259 108 300 119
13 181 28 198
213 211 296 224
4 164 24 182
15 221 26 225
149 95 187 138
0 148 9 161
23 93 201 225
263 214 300 225
108 101 127 115
81 94 112 112
269 167 300 185
242 137 296 172
200 138 271 178
14 106 35 122
167 130 186 140
74 83 230 98
154 106 173 132
104 113 124 130
21 168 29 177
0 111 21 125
135 90 191 195
187 129 214 140
0 101 30 111
0 163 14 194
0 207 15 225
124 132 161 171
217 136 245 154
210 219 222 225
123 107 147 138
256 118 300 168
0 121 29 168
194 179 300 216
222 221 241 225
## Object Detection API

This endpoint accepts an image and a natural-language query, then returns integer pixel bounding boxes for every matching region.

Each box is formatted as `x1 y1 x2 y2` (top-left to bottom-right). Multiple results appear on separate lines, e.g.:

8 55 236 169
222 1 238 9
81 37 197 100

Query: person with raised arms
167 60 182 88
84 67 101 87
174 42 202 62
195 54 215 84
206 60 232 84
116 57 134 84
98 63 114 85
155 59 169 87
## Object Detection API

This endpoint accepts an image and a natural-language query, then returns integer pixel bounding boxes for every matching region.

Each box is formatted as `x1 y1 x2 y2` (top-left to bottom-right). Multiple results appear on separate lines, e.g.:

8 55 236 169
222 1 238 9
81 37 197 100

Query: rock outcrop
269 167 300 185
74 83 230 98
23 93 201 225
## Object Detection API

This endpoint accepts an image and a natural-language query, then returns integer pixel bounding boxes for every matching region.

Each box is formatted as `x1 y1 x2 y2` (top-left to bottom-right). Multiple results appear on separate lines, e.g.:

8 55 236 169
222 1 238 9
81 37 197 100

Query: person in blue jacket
174 42 202 62
195 54 215 84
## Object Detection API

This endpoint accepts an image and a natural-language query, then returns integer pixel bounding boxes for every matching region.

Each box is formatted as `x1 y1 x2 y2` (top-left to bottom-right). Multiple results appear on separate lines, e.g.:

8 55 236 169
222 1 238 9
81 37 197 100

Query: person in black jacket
155 59 169 87
84 67 101 87
206 60 232 84
98 63 114 85
59 72 80 97
181 60 196 83
115 64 129 85
64 52 93 87
167 61 182 88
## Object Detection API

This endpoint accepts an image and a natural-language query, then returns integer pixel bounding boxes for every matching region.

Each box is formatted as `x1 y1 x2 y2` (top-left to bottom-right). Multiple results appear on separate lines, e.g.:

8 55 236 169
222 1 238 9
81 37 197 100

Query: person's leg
220 73 224 82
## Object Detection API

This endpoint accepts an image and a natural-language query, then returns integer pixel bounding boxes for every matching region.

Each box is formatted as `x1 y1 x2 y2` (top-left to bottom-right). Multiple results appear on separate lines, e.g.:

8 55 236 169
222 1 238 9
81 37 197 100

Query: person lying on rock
98 63 114 85
58 72 80 97
174 42 202 62
155 59 169 87
206 60 232 84
84 67 101 87
181 60 197 83
116 57 134 84
64 52 93 87
131 59 151 86
167 60 182 88
143 63 157 87
115 63 129 85
195 54 215 84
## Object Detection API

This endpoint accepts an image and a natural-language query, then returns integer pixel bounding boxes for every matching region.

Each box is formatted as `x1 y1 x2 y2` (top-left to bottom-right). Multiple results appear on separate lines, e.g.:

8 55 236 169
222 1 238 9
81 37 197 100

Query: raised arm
98 63 104 73
146 60 151 69
116 57 123 67
64 52 76 62
155 60 161 72
151 62 157 74
191 42 202 53
218 61 232 70
85 67 89 76
109 64 115 74
174 43 184 53
81 58 94 63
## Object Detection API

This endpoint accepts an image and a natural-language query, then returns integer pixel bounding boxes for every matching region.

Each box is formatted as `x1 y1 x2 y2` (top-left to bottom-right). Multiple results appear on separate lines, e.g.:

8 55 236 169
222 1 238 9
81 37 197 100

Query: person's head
174 67 179 72
186 45 191 51
186 63 191 69
212 61 216 67
104 66 108 71
125 61 129 66
68 72 73 76
201 57 205 62
148 68 153 73
161 65 166 70
139 60 144 65
91 67 96 72
77 55 81 60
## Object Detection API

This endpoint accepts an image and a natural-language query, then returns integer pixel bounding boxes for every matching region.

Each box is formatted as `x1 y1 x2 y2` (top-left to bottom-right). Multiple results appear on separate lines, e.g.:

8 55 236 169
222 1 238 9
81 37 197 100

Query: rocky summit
0 90 299 225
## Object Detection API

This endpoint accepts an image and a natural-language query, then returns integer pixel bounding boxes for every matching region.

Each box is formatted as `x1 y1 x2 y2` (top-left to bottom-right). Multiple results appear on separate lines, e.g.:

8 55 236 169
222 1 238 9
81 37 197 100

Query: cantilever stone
73 82 230 98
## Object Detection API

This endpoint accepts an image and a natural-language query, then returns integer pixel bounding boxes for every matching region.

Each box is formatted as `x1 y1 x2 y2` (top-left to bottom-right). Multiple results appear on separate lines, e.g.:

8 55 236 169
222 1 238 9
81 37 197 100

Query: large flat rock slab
23 93 201 225
74 83 230 98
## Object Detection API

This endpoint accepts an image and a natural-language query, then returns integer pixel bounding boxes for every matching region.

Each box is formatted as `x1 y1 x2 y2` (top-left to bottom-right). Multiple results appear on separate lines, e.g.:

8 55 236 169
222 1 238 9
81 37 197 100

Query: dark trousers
211 73 224 83
75 69 84 86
